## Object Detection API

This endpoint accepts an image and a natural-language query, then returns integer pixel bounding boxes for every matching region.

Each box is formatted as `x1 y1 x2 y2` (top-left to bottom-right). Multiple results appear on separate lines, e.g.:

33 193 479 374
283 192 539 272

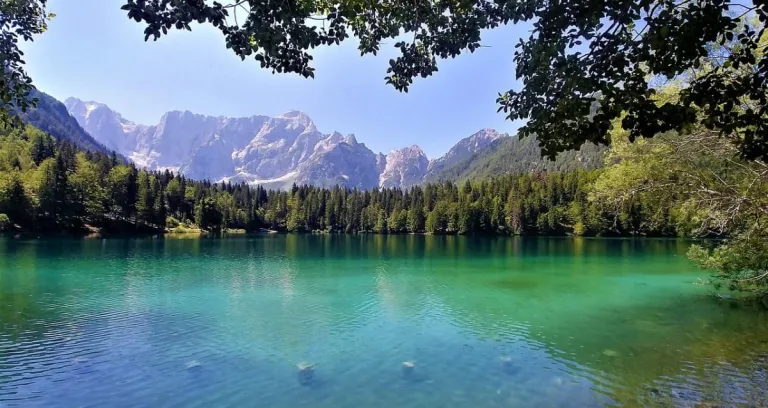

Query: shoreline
2 229 709 240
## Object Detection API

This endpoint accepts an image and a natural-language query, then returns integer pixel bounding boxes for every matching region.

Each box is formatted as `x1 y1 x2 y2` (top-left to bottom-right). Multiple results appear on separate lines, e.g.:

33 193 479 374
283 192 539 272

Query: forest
0 124 680 238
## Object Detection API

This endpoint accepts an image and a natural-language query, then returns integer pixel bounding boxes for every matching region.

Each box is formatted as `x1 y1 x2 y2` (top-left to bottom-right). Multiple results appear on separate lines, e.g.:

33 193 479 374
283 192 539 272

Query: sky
21 0 529 159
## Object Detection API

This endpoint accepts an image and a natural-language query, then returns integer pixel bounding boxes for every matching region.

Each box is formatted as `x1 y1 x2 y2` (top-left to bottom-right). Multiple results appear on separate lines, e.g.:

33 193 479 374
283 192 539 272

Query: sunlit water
1 236 766 407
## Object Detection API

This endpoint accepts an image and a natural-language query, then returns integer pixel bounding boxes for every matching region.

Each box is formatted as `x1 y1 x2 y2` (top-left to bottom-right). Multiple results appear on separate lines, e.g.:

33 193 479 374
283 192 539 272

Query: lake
0 235 766 407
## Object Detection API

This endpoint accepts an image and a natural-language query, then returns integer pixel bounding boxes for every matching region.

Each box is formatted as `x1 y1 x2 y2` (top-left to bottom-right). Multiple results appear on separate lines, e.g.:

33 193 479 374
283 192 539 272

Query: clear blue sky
22 0 527 159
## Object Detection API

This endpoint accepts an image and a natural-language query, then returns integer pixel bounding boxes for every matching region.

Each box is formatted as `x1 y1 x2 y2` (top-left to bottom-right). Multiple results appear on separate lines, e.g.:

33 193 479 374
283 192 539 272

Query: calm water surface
0 236 766 407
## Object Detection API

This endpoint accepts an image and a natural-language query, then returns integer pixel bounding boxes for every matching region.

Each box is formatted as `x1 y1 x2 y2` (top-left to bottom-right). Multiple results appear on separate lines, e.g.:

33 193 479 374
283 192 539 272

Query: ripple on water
2 236 768 407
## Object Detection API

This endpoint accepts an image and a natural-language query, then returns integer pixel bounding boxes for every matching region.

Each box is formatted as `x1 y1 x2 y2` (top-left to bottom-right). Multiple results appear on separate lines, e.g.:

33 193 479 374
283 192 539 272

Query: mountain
65 99 252 172
424 128 505 181
379 145 429 188
423 135 606 183
63 97 138 154
20 90 111 154
65 98 392 189
290 134 382 189
64 96 605 189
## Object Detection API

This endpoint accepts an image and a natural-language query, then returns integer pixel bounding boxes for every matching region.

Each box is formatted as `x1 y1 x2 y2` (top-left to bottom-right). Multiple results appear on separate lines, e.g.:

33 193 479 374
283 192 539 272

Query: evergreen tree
36 153 74 229
286 193 303 232
107 165 136 219
29 131 55 165
374 209 388 233
136 170 153 224
425 209 438 234
195 196 223 231
153 182 167 228
0 173 33 228
407 206 425 233
70 152 106 221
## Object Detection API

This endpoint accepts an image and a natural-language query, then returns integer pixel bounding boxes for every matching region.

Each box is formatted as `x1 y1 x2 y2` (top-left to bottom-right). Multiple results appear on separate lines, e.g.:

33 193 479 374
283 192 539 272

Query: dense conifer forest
0 124 674 237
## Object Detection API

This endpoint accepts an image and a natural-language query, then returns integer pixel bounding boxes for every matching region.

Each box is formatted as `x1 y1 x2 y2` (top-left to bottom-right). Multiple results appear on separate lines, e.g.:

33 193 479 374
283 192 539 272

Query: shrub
166 216 180 228
572 221 586 237
0 214 11 231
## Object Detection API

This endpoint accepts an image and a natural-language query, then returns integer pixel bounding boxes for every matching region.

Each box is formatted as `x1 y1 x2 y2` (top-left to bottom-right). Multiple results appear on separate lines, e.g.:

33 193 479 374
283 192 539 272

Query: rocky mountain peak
405 144 425 155
343 134 358 145
159 110 204 124
278 110 314 129
327 131 344 143
63 97 88 114
280 110 309 119
65 97 124 122
64 97 139 154
379 145 430 188
472 128 505 141
63 96 509 190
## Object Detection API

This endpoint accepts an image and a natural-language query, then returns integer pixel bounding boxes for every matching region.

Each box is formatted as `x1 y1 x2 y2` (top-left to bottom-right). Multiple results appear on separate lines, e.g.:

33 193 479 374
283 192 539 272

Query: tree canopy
1 0 766 159
0 0 52 124
121 0 768 159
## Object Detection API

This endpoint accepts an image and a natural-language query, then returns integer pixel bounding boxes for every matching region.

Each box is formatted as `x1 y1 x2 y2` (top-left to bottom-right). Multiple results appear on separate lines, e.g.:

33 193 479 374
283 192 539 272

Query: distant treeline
0 125 681 236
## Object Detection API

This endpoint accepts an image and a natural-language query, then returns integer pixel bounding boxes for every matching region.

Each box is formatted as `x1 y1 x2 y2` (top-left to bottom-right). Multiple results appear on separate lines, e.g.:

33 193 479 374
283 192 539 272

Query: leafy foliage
498 1 768 160
0 213 10 231
0 0 52 125
121 0 768 159
1 1 766 161
592 123 768 295
583 63 768 297
688 235 768 297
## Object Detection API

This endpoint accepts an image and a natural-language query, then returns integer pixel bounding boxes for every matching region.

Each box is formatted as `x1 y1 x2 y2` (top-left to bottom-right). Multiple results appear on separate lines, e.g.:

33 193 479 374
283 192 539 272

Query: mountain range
63 97 519 189
20 92 605 189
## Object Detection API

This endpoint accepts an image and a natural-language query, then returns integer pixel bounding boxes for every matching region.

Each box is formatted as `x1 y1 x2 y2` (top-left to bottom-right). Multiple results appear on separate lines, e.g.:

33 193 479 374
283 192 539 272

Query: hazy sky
22 0 528 158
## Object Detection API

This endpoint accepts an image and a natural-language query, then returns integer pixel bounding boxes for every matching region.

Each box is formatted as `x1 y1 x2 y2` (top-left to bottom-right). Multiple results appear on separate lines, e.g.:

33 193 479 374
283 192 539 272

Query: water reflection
0 236 766 407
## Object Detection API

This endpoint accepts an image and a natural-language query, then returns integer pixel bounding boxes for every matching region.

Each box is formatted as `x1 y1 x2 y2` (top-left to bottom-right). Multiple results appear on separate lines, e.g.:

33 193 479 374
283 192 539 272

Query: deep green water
1 235 767 407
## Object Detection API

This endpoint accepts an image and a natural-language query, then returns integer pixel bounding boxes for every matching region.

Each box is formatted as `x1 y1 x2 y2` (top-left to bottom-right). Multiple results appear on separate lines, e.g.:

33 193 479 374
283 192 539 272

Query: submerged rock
499 355 518 375
602 349 619 357
297 361 315 385
185 360 202 370
402 361 416 377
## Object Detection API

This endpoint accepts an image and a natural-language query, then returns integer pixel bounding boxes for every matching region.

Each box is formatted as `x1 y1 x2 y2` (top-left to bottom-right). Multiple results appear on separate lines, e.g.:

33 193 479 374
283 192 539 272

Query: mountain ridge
65 97 509 189
63 96 605 189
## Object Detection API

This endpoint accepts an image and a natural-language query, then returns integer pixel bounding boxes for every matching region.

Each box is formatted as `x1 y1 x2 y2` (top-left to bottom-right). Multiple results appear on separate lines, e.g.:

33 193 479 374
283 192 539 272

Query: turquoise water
0 235 766 407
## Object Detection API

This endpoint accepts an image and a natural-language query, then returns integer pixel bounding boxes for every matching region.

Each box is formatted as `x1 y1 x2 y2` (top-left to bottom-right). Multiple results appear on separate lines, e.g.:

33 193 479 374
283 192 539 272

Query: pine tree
195 196 223 231
0 173 33 228
107 165 137 219
29 131 55 165
407 206 425 233
71 153 105 221
425 210 438 234
136 170 153 224
505 190 522 234
374 209 388 233
154 184 167 228
457 196 472 235
36 153 74 229
286 193 303 232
